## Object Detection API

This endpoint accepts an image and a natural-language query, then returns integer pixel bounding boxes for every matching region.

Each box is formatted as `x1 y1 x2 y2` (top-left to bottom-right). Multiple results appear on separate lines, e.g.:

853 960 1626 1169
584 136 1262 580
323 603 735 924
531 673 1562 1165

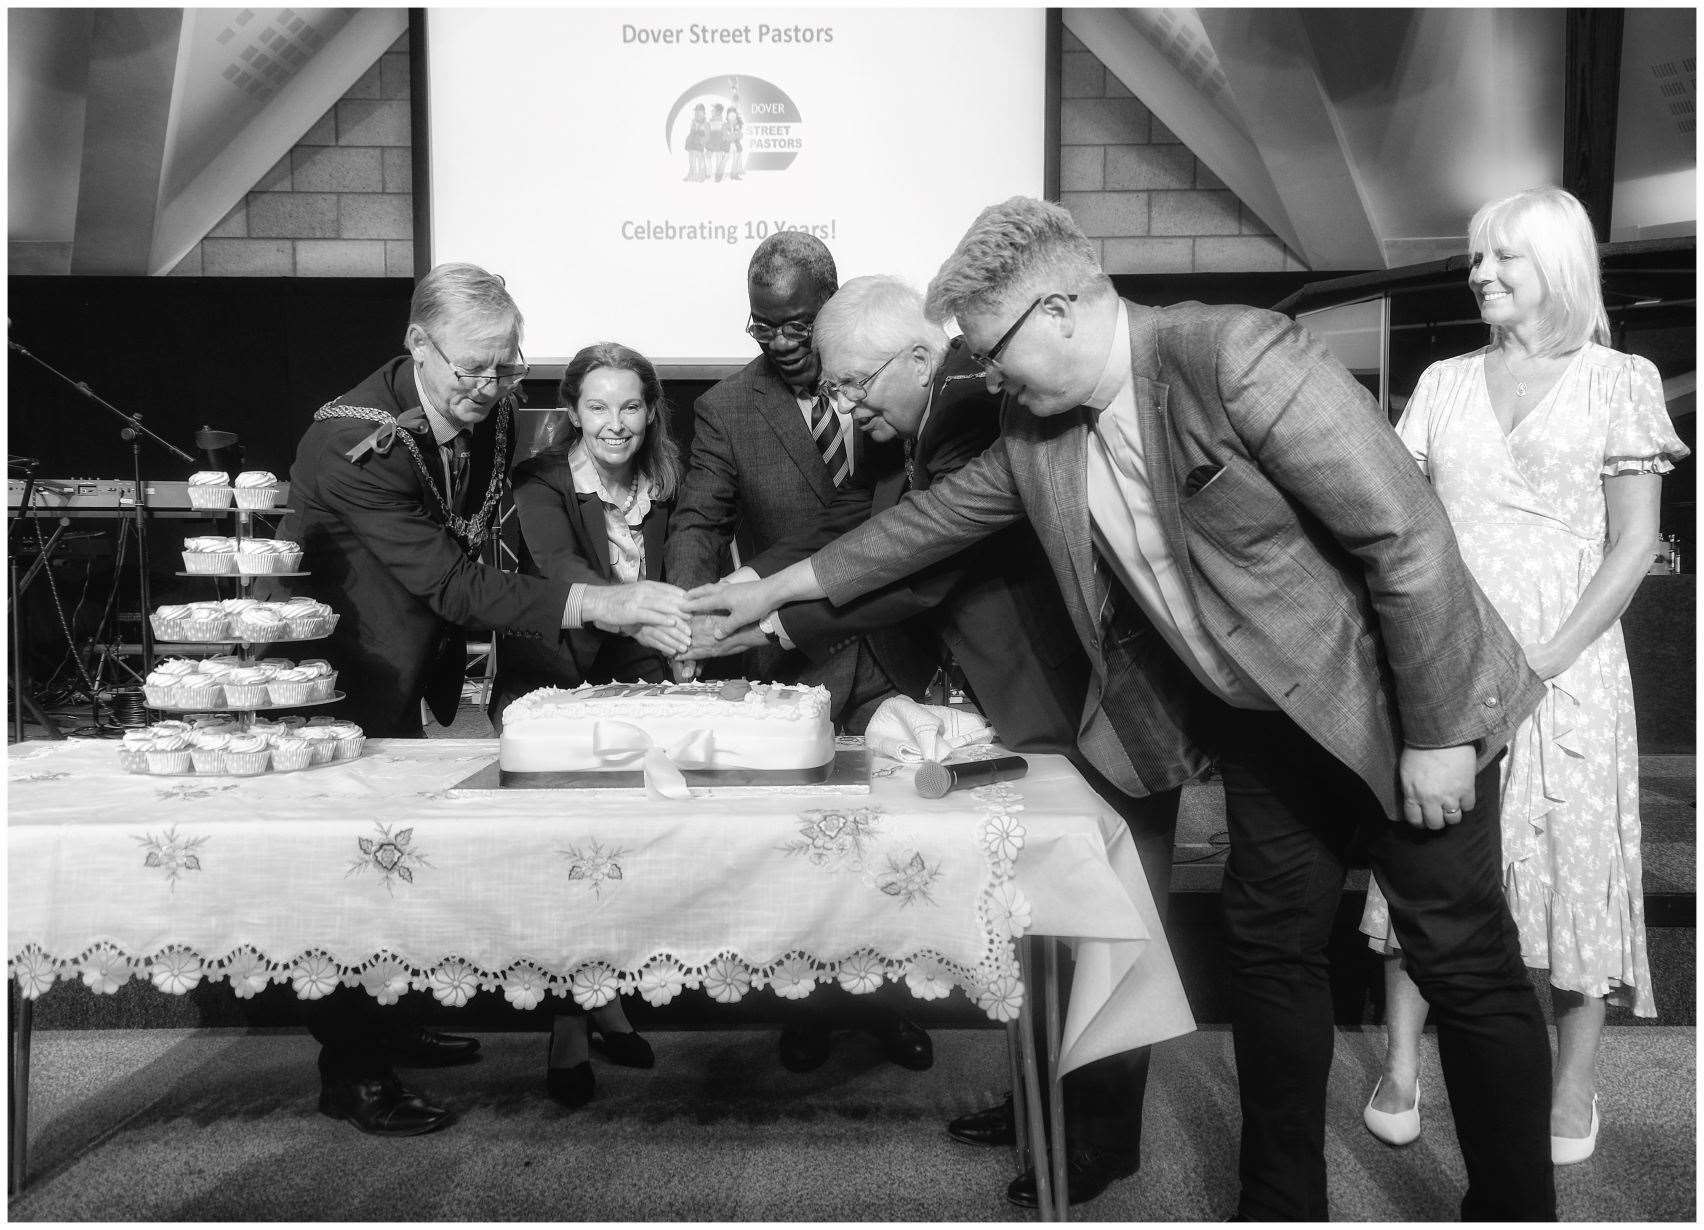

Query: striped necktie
809 393 850 487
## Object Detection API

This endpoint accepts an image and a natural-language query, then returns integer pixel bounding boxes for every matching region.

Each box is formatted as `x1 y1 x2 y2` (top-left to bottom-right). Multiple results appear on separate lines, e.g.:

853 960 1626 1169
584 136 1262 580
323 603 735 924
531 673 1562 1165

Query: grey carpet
9 1024 1695 1221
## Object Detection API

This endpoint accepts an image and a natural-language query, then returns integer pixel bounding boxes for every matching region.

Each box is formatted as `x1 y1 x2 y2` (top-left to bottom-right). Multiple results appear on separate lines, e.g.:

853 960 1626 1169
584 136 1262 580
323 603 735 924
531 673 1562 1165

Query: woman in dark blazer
490 342 685 721
488 341 685 1109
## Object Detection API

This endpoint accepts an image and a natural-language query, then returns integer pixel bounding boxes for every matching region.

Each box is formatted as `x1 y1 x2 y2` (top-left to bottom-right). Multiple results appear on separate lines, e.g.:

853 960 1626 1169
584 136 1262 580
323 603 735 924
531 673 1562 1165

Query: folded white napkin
863 696 995 764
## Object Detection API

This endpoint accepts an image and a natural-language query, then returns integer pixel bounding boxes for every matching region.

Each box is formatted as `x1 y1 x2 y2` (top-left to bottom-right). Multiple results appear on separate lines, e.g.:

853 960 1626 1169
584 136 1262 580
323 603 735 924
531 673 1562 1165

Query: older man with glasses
665 235 937 1077
273 263 689 1138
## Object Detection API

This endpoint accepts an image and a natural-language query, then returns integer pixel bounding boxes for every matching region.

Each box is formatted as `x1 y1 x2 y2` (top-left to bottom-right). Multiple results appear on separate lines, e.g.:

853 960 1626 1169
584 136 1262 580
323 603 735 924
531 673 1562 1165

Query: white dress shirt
1083 303 1274 710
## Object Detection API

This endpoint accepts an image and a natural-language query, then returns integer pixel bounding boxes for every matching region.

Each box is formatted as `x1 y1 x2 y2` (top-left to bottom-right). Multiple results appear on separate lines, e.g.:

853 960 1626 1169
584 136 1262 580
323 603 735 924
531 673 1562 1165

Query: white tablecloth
8 738 1193 1075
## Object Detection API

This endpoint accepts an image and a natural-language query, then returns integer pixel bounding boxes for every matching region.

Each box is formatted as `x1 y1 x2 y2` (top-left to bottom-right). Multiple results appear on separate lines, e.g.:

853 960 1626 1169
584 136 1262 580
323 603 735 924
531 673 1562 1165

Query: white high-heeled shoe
1551 1094 1599 1165
1362 1076 1421 1146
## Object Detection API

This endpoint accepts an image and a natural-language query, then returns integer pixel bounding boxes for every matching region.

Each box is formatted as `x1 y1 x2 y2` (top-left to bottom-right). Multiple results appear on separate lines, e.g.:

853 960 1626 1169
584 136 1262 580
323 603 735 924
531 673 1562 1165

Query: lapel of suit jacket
1014 403 1101 653
1125 299 1190 567
754 366 837 504
640 501 668 579
390 362 451 524
570 486 615 577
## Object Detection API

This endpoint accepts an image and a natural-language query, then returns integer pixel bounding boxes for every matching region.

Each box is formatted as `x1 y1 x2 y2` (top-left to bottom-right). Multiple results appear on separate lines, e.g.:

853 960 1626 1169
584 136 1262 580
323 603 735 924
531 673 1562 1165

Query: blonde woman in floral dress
1358 187 1688 1164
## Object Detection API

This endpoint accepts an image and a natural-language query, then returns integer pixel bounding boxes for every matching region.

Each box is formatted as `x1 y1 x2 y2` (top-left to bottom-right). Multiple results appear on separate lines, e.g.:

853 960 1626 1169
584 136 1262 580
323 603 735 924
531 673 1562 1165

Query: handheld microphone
913 754 1029 799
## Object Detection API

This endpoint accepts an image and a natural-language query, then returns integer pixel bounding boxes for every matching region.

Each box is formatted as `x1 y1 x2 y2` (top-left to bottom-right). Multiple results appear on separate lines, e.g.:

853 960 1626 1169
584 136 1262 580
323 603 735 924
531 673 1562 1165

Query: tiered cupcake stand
140 504 352 773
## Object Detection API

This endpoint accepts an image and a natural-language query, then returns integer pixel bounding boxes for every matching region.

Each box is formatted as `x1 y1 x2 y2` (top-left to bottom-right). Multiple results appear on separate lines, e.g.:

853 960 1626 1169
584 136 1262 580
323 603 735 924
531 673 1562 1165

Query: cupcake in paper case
143 668 184 709
195 659 235 683
223 731 271 775
285 601 332 640
221 665 275 708
119 728 154 773
295 659 338 700
146 732 193 775
326 720 366 761
236 606 289 642
266 666 319 707
187 471 233 510
182 535 240 575
236 538 290 575
301 726 341 764
173 675 224 711
177 604 233 642
270 733 314 771
188 729 233 774
271 538 303 573
150 604 192 641
233 471 280 509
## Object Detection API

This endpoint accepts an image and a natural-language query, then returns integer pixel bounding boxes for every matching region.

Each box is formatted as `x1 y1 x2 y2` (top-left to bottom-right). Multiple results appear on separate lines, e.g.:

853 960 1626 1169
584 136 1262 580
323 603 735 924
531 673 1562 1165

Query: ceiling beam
150 8 406 275
1062 8 1305 260
69 8 182 273
1195 9 1384 270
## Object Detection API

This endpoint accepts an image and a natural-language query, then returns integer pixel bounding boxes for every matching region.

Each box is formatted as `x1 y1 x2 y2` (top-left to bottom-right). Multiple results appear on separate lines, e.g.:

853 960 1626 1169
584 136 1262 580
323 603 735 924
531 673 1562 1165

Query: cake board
446 747 870 799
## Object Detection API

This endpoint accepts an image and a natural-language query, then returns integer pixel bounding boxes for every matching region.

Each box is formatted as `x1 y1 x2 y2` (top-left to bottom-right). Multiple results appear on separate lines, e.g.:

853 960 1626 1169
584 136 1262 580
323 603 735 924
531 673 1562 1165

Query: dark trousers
1207 702 1553 1221
300 987 426 1080
1057 766 1181 1167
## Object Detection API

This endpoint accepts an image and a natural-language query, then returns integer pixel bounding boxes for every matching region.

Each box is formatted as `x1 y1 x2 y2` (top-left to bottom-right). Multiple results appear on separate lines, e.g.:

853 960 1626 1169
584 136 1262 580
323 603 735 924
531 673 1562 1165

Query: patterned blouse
568 443 654 584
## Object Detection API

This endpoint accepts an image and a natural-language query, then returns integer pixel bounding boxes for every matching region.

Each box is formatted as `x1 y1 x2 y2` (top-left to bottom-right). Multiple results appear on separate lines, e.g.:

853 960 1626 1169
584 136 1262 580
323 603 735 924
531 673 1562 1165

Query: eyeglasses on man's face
424 331 529 393
745 315 815 345
817 347 906 405
968 293 1078 375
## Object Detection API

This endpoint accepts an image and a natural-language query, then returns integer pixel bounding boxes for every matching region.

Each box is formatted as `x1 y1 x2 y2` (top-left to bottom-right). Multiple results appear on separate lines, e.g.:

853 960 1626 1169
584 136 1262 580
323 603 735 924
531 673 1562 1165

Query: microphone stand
7 458 67 742
7 339 195 697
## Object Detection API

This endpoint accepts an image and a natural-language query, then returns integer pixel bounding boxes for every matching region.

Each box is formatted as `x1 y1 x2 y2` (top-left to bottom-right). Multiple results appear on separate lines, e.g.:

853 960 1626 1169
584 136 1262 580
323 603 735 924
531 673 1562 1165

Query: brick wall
169 33 412 277
172 29 1303 278
1058 29 1307 275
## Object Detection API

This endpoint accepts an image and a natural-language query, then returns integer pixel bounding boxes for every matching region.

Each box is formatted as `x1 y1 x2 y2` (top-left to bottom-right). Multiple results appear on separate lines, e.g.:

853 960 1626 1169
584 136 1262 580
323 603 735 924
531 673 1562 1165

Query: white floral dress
1359 344 1687 1016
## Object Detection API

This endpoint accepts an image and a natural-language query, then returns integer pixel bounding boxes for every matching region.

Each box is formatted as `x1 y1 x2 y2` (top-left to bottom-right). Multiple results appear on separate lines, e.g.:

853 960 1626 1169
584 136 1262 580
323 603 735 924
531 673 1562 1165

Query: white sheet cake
498 680 835 776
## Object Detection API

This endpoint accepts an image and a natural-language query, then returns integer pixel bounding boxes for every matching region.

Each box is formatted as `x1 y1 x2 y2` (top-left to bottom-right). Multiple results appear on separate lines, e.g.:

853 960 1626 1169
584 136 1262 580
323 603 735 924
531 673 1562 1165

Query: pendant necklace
1498 348 1528 398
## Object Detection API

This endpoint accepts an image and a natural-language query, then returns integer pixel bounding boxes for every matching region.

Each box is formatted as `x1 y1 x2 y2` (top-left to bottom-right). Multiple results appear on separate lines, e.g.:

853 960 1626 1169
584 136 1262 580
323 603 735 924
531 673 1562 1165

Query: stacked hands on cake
119 713 364 775
151 596 336 643
499 679 835 775
142 654 338 708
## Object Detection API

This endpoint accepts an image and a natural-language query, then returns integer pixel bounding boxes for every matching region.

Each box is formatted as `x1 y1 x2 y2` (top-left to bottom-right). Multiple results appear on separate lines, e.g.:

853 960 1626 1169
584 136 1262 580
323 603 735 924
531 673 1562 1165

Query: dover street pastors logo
665 75 803 173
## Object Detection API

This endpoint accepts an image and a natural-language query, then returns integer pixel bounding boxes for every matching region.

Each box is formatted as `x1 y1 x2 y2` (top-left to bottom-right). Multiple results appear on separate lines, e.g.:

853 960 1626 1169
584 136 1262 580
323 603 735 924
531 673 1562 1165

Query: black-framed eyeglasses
745 315 815 344
968 293 1078 374
424 331 529 392
817 347 906 405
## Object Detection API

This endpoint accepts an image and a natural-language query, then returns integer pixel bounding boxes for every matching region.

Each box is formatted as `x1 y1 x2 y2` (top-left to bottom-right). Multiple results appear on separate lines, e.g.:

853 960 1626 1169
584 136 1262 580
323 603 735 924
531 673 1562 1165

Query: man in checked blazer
687 198 1554 1221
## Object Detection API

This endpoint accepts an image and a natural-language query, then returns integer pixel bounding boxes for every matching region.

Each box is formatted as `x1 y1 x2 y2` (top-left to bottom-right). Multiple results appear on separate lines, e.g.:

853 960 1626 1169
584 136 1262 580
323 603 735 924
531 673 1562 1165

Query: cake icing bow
591 721 715 800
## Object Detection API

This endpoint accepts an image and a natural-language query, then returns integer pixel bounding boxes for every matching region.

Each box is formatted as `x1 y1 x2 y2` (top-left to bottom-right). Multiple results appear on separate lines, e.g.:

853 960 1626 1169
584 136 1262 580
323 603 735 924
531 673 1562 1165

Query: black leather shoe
545 1061 595 1108
544 1030 595 1108
318 1070 454 1136
870 1017 933 1071
591 1027 655 1069
1005 1149 1137 1209
948 1093 1015 1146
778 1023 833 1073
386 1026 481 1068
